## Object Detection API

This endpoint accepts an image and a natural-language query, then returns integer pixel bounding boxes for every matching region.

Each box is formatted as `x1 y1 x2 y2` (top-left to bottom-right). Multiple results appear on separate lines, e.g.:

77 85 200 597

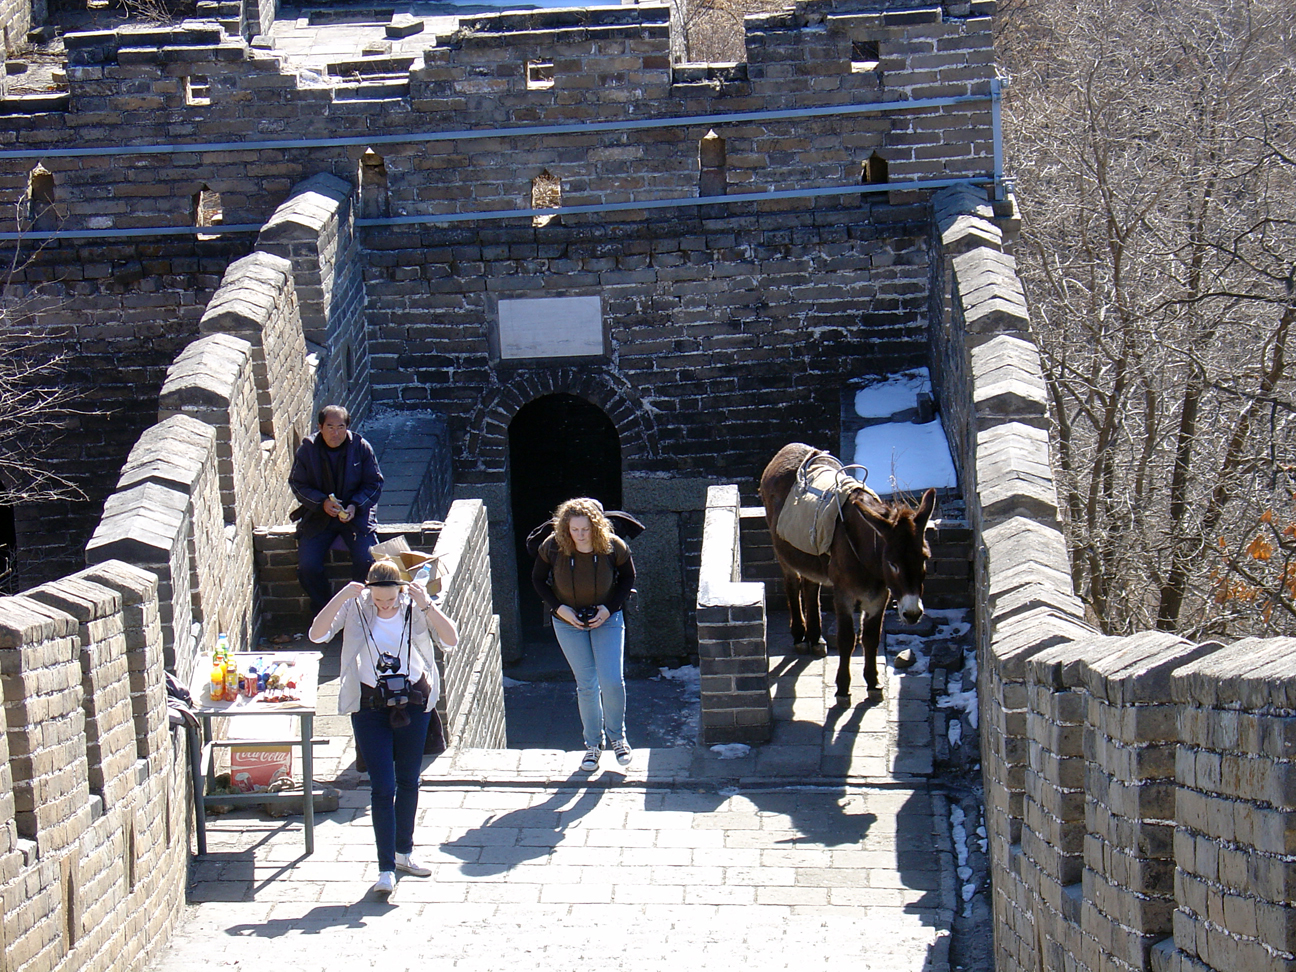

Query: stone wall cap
1080 630 1217 705
1170 637 1296 709
76 561 160 604
117 414 215 493
26 576 123 622
159 332 251 407
0 595 75 646
1027 633 1112 689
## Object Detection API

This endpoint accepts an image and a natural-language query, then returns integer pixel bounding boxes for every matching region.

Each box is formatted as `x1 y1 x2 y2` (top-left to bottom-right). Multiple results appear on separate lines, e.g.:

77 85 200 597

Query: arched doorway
509 394 622 652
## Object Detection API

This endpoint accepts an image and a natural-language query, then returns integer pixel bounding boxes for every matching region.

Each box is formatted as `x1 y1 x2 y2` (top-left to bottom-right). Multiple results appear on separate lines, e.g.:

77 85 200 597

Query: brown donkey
760 442 935 702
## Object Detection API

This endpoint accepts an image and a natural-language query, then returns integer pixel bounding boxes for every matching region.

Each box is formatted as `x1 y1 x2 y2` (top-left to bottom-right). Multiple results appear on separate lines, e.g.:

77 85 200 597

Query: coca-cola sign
230 746 291 791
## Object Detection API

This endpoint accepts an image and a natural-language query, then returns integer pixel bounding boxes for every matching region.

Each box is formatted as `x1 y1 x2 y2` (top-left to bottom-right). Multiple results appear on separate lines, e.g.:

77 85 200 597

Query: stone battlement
930 183 1296 972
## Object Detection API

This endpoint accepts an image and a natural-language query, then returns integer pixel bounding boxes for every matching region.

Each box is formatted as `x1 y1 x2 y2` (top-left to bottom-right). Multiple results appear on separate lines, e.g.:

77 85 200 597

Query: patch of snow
950 803 974 918
501 676 528 688
854 368 931 419
654 665 701 694
948 719 962 747
852 416 958 493
938 689 979 729
710 743 751 760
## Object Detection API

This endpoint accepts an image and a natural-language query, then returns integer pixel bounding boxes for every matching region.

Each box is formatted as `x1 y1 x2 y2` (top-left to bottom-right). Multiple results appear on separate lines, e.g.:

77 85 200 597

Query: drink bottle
210 661 225 702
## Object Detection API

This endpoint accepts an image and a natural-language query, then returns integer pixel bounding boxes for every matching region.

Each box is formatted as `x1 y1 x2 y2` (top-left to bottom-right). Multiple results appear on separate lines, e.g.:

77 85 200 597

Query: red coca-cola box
229 745 292 792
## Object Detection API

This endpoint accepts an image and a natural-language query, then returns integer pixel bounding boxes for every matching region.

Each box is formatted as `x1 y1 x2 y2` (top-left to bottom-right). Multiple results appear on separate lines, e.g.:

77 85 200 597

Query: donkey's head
851 487 936 623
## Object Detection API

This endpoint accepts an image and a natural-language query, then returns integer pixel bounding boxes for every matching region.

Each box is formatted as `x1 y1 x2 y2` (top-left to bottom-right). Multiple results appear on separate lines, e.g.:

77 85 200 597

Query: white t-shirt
358 609 427 687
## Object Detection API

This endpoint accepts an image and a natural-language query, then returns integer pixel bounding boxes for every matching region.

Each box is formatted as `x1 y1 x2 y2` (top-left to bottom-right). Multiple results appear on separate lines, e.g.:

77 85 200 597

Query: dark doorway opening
509 394 622 664
0 505 16 595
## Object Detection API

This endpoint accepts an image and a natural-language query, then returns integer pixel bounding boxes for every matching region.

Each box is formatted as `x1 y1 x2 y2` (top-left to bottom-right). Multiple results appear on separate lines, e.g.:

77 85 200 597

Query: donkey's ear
915 488 936 529
851 495 892 535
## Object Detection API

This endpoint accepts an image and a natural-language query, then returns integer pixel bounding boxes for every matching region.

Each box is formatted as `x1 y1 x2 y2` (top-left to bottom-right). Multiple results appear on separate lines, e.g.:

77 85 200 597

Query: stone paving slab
153 777 953 972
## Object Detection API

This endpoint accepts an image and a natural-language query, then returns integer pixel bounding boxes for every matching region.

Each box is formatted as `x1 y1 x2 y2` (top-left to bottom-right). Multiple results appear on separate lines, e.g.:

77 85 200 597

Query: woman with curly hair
532 497 636 771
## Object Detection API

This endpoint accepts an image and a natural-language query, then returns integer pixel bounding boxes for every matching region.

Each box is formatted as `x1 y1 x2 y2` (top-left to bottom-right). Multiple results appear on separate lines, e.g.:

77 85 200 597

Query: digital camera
574 606 600 625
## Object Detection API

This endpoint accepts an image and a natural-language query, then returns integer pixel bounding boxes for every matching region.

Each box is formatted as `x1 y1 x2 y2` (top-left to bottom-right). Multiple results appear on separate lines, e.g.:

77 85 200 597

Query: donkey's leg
783 571 808 649
832 594 855 703
859 606 885 694
801 581 827 658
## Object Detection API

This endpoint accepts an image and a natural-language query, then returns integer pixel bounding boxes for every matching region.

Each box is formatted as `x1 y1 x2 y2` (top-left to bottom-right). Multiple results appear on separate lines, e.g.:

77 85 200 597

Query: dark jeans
351 706 431 873
297 522 377 614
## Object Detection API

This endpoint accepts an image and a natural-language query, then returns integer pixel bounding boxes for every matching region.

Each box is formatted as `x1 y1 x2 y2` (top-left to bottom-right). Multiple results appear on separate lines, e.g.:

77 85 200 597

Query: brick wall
2 238 243 589
932 182 1296 972
0 559 189 972
696 484 770 745
434 500 505 751
86 241 314 686
256 173 370 423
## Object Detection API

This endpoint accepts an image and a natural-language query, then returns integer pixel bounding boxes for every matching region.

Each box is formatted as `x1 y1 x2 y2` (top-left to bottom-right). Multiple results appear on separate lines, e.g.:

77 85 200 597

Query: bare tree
0 224 89 591
1000 0 1296 636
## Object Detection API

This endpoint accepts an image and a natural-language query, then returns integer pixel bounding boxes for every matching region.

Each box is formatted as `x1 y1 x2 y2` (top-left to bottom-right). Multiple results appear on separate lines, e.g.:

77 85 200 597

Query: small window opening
194 186 223 239
851 40 880 72
699 130 726 198
527 61 554 90
185 75 211 106
532 171 561 227
28 166 56 232
862 152 889 185
359 149 389 219
125 822 137 891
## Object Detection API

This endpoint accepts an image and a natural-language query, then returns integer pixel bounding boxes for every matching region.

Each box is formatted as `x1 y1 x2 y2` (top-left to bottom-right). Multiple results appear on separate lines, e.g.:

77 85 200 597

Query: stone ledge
116 414 215 496
158 333 251 411
1170 636 1296 710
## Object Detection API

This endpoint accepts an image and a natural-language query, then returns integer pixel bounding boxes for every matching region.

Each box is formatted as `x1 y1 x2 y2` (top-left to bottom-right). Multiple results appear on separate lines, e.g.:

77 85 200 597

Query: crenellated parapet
0 559 186 972
932 182 1296 972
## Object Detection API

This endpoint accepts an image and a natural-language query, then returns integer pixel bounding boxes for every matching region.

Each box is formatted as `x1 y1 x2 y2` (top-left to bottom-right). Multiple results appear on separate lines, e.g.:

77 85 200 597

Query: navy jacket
289 431 383 538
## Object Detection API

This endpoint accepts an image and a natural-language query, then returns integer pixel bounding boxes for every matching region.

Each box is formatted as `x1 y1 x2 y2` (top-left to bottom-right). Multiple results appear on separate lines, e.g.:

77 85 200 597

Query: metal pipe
0 92 991 162
991 77 1005 202
0 176 993 241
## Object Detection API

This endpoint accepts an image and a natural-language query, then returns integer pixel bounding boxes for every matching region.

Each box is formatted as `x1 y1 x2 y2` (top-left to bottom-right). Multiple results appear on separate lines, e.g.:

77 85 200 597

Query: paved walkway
150 626 960 972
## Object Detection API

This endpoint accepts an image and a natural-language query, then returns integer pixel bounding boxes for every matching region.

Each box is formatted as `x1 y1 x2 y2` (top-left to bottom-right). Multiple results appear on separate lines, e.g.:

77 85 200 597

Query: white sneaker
394 852 431 877
612 739 633 767
580 746 601 772
373 870 396 897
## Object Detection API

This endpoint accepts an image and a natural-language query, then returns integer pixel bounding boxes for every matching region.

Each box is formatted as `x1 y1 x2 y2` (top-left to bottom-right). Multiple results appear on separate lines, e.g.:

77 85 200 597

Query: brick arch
463 367 659 476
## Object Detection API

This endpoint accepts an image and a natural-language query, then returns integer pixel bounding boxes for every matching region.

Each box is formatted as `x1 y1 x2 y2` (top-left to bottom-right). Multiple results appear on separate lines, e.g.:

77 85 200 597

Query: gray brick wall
697 484 771 745
931 183 1296 972
0 559 188 972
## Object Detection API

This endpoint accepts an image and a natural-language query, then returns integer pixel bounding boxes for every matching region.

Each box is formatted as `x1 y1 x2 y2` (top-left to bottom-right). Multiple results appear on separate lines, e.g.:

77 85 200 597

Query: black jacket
289 431 383 538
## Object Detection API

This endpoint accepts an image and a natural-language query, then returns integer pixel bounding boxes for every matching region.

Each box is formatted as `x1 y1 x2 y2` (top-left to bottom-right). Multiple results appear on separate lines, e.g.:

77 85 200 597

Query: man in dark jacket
289 404 384 613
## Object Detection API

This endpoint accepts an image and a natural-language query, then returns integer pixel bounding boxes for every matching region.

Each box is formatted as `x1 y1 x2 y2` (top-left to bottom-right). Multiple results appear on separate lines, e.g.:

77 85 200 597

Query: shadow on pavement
223 900 395 938
440 771 607 876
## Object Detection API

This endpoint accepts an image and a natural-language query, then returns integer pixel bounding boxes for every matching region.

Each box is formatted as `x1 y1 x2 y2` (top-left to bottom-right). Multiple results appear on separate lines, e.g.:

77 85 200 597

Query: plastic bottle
210 661 225 702
414 563 434 601
216 632 229 662
224 655 239 702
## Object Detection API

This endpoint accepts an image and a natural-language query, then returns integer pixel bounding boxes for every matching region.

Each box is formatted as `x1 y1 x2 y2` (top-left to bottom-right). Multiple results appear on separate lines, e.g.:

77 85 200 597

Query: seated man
290 405 384 614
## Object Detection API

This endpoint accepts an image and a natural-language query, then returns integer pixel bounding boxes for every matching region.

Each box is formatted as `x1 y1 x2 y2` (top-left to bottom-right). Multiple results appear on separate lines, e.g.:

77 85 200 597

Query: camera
377 672 410 707
574 606 600 625
376 652 401 674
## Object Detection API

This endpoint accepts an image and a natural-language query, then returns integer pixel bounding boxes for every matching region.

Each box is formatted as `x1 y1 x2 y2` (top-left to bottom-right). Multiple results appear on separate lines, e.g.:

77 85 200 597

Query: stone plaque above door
495 296 604 360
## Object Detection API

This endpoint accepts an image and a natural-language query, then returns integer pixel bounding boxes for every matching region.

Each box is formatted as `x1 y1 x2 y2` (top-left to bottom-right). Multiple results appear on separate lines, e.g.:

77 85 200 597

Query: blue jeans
298 522 377 614
351 706 431 873
553 611 627 749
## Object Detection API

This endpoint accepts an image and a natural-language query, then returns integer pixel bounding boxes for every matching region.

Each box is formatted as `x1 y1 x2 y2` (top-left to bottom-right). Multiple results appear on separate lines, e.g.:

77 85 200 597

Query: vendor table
189 651 324 856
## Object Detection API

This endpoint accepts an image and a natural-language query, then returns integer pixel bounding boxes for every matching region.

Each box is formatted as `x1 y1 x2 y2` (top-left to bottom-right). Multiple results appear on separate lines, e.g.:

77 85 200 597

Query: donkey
759 442 935 702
